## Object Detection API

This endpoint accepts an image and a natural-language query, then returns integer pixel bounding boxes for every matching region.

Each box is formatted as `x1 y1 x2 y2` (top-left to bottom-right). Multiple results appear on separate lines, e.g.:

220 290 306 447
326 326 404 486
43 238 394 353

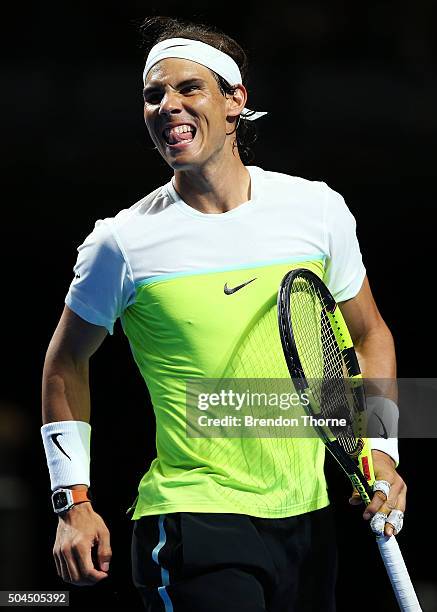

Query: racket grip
376 535 422 611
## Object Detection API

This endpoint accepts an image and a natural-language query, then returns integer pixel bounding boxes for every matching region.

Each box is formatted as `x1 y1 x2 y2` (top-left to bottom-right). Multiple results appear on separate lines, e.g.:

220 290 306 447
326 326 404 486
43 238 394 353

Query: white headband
143 37 267 121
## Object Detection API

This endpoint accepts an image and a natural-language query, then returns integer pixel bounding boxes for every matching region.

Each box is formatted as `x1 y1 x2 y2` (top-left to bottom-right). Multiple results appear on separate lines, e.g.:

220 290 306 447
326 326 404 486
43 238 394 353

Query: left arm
340 275 396 381
339 275 407 536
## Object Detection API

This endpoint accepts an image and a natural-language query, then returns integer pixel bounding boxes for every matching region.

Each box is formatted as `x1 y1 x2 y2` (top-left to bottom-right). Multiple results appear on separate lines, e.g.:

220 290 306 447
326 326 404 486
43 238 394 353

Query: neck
173 155 251 214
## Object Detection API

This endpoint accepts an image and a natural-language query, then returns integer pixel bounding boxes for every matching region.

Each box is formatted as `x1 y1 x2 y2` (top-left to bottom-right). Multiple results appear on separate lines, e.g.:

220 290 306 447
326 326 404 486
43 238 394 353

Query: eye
143 91 162 105
180 85 199 95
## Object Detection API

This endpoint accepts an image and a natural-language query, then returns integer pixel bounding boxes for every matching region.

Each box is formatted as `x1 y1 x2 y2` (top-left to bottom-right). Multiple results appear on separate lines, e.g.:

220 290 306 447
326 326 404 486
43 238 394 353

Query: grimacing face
143 58 243 170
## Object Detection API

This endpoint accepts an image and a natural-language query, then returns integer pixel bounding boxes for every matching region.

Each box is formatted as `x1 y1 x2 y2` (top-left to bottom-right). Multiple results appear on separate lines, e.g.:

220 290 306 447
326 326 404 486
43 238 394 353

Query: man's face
143 58 230 170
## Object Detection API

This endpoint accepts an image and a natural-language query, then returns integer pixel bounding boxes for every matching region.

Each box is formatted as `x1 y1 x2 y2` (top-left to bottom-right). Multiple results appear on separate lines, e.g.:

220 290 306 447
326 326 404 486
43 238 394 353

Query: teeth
165 124 193 136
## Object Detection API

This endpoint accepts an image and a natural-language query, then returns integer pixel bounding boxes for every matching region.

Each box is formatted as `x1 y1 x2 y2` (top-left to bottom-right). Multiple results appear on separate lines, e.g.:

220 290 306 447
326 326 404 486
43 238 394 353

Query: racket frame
277 268 374 504
277 267 422 611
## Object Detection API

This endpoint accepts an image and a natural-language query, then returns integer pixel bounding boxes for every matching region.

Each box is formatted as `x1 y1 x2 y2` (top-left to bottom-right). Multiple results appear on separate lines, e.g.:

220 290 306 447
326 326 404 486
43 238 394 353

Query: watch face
53 491 68 510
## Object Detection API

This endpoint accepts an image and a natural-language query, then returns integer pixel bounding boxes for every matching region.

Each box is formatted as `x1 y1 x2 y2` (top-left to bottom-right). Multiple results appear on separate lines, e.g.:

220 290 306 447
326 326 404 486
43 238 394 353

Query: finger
369 484 406 537
376 477 406 535
387 483 406 514
73 543 109 584
372 479 391 500
53 547 62 578
58 552 73 584
61 548 82 584
385 509 404 536
363 489 389 519
96 531 112 573
370 511 388 536
380 493 406 536
370 507 404 537
349 490 363 506
380 502 396 535
395 481 407 514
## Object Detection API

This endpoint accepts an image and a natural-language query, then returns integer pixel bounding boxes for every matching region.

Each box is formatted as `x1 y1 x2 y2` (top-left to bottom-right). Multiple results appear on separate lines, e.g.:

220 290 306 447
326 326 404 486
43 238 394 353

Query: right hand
53 502 112 586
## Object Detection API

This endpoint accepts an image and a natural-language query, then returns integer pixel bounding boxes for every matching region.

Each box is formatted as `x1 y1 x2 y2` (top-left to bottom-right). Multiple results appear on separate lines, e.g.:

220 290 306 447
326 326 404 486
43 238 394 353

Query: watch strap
70 489 92 505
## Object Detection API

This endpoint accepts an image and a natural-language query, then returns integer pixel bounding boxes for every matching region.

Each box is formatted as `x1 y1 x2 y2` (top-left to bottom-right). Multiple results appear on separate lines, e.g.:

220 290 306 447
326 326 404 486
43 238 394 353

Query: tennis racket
277 268 421 612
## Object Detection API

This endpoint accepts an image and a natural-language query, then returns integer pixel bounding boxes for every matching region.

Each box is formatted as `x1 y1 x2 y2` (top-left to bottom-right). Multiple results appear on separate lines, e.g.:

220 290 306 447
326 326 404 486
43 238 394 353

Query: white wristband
366 396 399 467
41 420 91 491
370 437 399 467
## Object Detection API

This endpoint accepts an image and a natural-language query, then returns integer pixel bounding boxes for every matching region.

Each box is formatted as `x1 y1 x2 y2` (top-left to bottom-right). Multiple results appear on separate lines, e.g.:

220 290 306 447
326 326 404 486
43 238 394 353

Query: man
41 16 406 612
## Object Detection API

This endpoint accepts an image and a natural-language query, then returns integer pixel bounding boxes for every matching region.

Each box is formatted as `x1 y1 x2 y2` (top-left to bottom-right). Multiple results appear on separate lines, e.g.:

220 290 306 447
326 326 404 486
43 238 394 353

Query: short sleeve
322 184 366 302
65 220 135 335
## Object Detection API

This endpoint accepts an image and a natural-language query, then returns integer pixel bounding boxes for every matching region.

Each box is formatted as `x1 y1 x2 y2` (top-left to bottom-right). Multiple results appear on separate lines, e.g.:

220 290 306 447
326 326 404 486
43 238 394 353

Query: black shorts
131 506 337 612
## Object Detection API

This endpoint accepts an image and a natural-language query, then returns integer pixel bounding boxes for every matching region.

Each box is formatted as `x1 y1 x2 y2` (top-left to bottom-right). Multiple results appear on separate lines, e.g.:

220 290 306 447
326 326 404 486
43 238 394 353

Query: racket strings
289 278 360 455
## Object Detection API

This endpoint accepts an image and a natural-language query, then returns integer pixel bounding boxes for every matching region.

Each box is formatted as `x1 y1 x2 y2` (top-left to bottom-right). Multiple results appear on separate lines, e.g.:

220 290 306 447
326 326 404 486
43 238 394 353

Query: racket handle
376 535 422 611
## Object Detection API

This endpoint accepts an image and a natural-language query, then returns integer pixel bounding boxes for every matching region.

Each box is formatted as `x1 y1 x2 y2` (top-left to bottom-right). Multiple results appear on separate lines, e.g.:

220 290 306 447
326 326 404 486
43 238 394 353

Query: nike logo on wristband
51 433 71 460
374 414 388 439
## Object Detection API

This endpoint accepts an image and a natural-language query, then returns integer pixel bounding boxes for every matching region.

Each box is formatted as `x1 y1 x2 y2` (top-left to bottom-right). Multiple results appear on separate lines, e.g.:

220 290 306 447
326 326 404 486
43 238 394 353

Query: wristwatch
51 488 92 515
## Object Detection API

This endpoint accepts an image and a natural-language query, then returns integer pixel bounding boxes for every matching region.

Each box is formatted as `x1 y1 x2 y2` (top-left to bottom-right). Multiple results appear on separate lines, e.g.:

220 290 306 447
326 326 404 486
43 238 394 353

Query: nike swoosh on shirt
51 433 71 460
224 278 257 295
374 414 388 439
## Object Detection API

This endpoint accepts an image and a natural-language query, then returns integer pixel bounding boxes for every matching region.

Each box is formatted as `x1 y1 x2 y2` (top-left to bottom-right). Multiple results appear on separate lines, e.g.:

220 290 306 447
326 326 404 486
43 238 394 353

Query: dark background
1 1 436 610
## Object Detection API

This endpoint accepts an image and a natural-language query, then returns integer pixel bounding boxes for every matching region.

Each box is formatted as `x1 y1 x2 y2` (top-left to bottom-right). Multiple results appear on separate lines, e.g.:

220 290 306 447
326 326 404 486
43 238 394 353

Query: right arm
42 305 107 425
42 305 111 586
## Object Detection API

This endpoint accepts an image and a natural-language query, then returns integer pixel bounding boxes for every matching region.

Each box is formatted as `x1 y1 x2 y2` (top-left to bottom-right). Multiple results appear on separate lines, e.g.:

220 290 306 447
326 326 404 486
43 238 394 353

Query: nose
158 90 183 116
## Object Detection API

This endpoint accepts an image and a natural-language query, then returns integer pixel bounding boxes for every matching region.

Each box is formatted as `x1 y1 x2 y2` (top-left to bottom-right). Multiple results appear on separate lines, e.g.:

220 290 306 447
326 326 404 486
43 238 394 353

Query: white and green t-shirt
65 165 366 520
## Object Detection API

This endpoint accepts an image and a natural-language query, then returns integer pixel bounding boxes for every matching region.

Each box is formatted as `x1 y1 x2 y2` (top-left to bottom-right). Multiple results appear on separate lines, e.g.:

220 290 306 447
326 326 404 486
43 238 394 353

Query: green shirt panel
121 258 330 519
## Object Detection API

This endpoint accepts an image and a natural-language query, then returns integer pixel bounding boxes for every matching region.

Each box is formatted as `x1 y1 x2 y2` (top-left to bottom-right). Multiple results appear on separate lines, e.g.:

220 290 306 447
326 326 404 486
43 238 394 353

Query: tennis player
41 17 407 611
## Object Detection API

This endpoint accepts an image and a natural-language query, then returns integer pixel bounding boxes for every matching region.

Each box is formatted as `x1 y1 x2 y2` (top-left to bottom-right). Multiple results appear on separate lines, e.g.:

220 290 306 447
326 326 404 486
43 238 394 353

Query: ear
226 84 247 120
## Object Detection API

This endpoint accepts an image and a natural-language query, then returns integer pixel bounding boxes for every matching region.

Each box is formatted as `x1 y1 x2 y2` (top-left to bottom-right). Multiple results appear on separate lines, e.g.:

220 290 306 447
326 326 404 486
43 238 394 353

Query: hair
139 16 258 164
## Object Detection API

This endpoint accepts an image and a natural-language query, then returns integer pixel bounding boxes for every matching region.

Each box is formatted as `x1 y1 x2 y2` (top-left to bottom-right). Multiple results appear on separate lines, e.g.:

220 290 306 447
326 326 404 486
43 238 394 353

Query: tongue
168 130 193 144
